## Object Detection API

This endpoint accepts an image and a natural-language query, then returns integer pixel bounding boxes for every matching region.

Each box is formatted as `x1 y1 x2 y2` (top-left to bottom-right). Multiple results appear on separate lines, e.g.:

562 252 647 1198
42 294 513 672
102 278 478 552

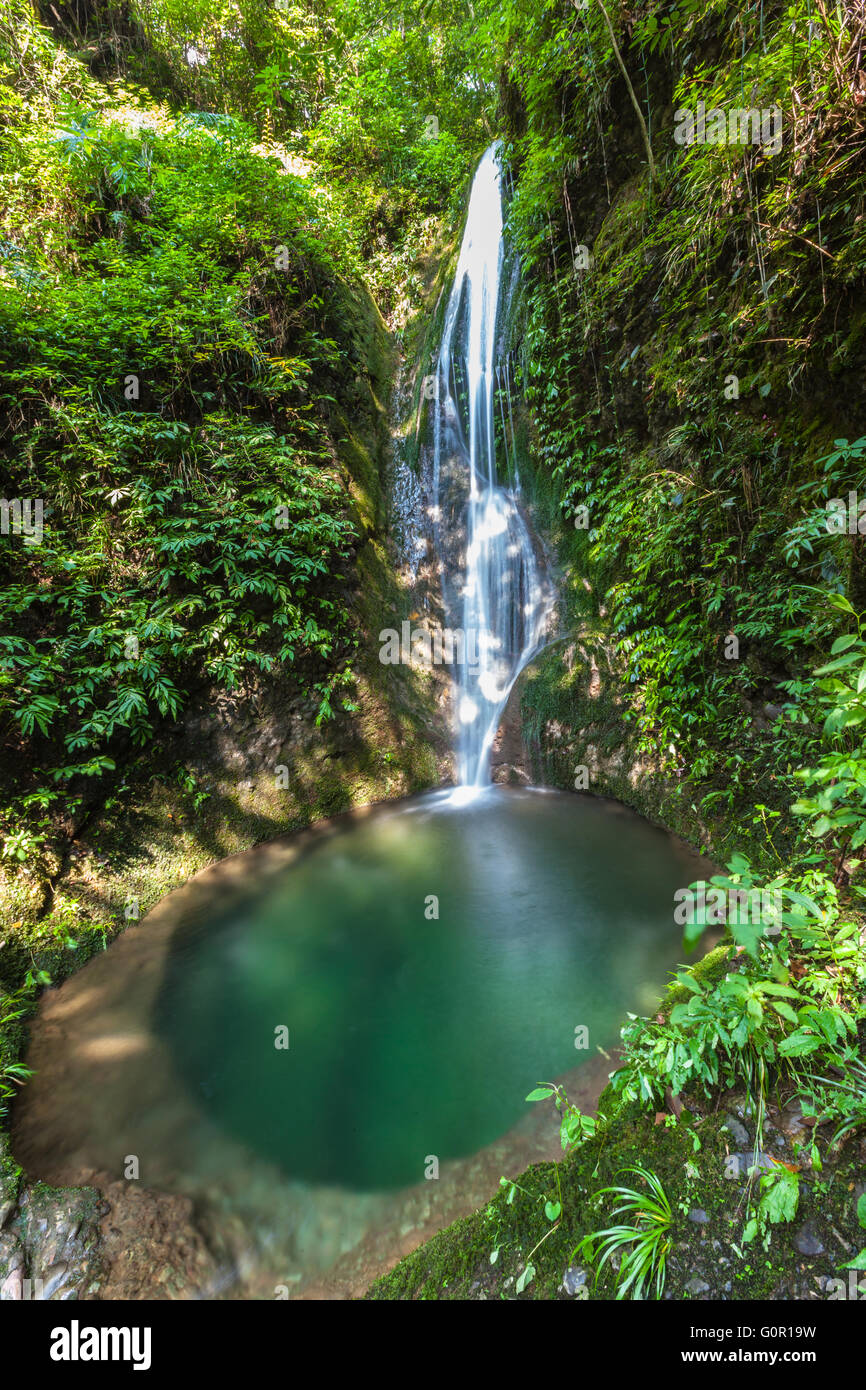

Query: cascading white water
432 143 549 790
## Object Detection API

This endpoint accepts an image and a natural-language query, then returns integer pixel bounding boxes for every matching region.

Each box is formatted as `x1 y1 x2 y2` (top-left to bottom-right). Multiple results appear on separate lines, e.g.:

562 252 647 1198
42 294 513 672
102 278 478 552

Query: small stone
688 1208 710 1225
735 1150 776 1176
779 1101 807 1139
794 1221 824 1256
723 1115 750 1146
685 1276 710 1296
561 1265 588 1296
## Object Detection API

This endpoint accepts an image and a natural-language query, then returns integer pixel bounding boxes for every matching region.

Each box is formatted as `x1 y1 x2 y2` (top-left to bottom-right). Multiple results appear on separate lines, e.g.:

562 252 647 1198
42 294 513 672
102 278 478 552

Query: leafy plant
0 980 37 1116
612 855 861 1145
797 1050 866 1147
743 1164 800 1250
790 599 866 881
576 1166 673 1301
526 1081 599 1151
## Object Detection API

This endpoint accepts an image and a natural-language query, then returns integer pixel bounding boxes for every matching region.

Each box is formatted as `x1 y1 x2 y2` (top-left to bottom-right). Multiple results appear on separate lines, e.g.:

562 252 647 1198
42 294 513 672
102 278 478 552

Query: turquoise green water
155 786 704 1192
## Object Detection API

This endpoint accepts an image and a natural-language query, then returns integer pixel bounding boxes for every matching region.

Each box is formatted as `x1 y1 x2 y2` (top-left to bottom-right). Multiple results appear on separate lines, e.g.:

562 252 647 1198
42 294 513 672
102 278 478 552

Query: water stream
431 142 550 788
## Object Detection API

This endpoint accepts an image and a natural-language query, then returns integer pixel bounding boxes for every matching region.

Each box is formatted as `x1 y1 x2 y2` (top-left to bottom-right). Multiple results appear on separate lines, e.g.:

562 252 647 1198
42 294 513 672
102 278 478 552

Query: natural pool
13 786 707 1297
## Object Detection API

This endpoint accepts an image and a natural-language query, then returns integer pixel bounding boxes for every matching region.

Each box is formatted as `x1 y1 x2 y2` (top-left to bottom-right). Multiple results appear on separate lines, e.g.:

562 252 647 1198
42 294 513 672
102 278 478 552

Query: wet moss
0 1131 21 1217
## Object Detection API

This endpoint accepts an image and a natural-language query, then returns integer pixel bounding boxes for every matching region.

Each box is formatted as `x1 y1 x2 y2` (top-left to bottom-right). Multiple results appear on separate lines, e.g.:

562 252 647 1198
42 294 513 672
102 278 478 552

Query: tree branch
595 0 656 183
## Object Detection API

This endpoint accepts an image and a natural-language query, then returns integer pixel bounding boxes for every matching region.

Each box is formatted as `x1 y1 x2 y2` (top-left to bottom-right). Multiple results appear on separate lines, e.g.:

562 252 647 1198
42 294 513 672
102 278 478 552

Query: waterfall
431 142 549 791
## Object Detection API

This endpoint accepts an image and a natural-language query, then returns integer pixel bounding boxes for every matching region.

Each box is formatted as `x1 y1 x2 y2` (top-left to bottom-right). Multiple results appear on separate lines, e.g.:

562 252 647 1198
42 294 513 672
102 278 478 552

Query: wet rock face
95 1182 225 1301
490 677 535 784
0 1173 230 1302
0 1185 103 1301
